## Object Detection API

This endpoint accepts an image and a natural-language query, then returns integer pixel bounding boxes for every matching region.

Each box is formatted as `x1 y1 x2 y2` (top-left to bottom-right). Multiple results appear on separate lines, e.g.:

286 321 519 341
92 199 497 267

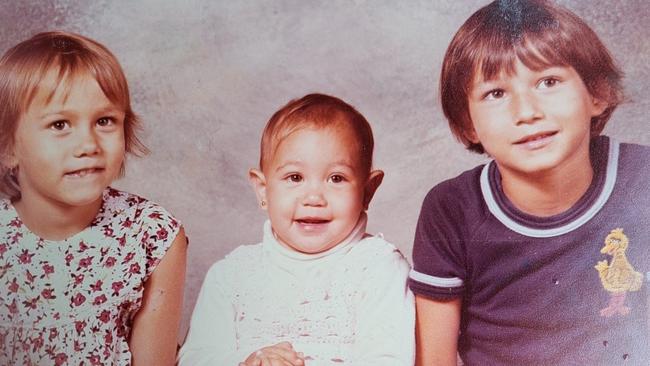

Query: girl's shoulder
99 187 182 275
101 187 180 227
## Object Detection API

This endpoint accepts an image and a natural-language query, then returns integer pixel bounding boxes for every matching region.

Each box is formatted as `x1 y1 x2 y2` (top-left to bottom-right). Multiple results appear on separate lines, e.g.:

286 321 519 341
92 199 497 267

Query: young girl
178 94 414 366
0 32 187 365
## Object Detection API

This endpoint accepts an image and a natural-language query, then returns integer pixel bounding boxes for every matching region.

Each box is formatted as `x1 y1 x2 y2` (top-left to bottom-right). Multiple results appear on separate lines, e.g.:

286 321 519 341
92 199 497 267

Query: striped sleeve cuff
408 269 464 299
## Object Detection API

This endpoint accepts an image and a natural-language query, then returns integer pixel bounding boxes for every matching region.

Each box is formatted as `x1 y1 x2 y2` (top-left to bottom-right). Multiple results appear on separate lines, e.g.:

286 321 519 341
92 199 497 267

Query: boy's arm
415 295 461 366
130 228 187 366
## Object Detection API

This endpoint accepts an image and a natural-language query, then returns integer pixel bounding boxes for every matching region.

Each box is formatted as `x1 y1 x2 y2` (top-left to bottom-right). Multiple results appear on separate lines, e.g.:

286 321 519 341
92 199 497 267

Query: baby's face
262 126 367 254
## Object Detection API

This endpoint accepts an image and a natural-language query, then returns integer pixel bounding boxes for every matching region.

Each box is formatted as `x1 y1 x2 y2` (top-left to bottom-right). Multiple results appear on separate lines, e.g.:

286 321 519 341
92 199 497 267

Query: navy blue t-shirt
409 136 649 365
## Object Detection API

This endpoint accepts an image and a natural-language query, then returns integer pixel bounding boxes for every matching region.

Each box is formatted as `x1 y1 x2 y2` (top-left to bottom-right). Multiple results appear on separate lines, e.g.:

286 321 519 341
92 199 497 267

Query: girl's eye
287 174 302 183
329 174 345 183
484 89 505 100
538 77 559 89
97 117 115 127
50 120 70 131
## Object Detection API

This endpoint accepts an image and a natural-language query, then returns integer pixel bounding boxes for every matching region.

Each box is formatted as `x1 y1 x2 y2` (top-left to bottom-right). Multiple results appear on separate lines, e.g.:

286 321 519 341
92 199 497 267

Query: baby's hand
239 341 305 366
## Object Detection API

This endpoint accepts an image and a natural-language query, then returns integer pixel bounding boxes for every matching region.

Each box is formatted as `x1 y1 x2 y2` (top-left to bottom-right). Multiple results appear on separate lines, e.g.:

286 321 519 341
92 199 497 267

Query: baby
179 93 414 366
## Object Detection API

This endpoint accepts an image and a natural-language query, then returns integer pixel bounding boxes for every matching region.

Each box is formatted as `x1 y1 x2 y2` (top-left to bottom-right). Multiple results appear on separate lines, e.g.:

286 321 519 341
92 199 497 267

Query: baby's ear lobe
248 169 267 210
363 170 384 210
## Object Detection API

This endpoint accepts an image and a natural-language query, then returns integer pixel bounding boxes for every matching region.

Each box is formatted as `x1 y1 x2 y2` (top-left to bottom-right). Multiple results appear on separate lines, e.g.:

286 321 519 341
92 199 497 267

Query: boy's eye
49 120 70 131
287 174 302 183
538 77 559 89
96 117 115 127
329 174 345 183
484 89 505 100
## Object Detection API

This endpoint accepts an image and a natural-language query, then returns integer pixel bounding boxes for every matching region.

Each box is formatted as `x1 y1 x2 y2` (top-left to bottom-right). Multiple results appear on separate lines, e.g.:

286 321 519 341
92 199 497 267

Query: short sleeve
135 201 182 280
409 182 469 300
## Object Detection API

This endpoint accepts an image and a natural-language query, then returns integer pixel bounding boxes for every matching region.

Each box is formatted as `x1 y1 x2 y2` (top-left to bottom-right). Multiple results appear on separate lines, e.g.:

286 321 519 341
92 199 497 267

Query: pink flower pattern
0 188 180 365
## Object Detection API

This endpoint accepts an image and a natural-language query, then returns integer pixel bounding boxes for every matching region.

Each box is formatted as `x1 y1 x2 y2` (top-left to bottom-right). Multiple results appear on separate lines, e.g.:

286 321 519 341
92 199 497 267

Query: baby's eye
287 174 302 183
50 120 70 131
483 89 505 100
329 174 345 183
538 77 559 89
96 117 115 127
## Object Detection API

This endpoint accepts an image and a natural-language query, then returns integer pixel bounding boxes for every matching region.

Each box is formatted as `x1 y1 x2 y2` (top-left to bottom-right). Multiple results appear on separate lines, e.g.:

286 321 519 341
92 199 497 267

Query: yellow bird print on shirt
594 228 643 317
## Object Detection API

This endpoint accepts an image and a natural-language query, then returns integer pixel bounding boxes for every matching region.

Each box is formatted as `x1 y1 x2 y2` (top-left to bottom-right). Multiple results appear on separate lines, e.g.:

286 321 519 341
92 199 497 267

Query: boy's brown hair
440 0 623 154
259 93 374 176
0 31 147 199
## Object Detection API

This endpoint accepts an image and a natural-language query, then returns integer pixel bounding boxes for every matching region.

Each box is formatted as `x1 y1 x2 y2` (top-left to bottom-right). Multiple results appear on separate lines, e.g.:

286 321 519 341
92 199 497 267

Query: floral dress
0 188 181 365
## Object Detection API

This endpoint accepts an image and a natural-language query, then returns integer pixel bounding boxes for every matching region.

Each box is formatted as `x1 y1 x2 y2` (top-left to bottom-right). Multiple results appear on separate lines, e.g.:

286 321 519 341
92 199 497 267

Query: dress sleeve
348 242 415 366
177 263 248 366
408 184 468 300
136 201 182 281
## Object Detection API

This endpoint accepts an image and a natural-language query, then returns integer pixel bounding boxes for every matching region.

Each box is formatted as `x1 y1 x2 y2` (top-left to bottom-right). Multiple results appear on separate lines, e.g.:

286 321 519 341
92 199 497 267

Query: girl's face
252 126 379 254
11 71 126 209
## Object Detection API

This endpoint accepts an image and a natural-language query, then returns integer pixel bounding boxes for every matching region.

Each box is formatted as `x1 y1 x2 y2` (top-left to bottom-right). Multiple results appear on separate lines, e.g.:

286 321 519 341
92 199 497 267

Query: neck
499 151 593 217
12 194 102 241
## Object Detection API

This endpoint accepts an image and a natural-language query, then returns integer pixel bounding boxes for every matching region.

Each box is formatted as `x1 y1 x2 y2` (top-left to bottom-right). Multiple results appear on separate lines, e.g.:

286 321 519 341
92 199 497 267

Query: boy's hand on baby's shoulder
239 341 305 366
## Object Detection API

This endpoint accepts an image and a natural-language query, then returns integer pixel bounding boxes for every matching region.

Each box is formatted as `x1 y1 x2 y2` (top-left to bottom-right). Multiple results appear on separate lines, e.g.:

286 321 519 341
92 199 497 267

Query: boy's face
467 59 606 177
252 125 381 254
11 71 125 209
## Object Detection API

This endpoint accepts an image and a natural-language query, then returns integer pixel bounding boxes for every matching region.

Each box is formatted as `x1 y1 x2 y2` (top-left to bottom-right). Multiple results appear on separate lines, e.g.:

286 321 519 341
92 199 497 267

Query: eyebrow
274 160 357 173
38 105 123 119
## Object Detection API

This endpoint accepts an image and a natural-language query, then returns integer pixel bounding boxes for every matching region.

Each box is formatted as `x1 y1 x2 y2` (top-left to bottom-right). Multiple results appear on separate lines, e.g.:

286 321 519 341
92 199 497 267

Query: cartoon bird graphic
594 228 643 317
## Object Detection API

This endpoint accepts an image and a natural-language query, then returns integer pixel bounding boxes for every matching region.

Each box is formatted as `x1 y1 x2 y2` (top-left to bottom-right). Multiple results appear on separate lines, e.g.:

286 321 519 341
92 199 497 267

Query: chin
294 241 337 254
60 188 105 207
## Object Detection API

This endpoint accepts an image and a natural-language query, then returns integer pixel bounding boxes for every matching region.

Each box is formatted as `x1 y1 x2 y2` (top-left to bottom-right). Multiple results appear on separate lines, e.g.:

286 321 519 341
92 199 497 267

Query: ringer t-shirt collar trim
479 138 619 238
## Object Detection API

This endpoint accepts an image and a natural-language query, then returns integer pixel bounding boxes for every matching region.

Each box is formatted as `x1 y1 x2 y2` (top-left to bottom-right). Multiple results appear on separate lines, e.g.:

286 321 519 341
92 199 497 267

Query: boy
409 0 649 364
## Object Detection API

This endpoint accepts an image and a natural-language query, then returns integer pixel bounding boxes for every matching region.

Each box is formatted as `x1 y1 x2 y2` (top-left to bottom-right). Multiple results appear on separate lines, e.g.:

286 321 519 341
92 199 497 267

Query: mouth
514 131 558 149
294 217 331 232
295 217 331 225
64 168 103 178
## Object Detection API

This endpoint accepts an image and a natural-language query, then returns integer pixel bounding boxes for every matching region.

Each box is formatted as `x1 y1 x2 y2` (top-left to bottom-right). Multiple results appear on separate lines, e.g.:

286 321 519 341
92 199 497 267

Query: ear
464 126 480 144
591 95 608 117
1 152 18 172
248 168 268 210
362 169 384 210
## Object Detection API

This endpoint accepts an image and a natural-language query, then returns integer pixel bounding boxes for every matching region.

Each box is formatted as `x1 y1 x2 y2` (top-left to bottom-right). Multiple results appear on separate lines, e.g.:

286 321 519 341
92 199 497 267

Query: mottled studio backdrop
1 0 648 338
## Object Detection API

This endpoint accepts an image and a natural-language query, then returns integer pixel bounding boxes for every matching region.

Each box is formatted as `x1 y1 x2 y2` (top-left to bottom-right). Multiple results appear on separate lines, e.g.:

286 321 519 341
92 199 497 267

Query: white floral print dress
0 188 181 365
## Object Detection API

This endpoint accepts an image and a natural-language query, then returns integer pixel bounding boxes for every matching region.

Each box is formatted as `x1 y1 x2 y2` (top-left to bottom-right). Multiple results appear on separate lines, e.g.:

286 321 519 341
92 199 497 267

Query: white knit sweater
178 215 414 366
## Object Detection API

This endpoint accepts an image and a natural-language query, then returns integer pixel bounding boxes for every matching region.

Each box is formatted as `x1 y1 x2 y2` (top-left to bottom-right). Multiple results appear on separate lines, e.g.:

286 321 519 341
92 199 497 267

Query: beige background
1 0 648 337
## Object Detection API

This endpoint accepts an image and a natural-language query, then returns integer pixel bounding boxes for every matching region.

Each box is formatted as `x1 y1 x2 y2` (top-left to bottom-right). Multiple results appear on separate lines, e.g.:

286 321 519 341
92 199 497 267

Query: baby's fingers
265 344 304 365
240 358 262 366
273 341 294 350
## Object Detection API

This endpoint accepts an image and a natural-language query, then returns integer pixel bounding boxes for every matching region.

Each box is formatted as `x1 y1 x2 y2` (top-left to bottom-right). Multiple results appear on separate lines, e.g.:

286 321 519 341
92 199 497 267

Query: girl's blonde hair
0 31 147 200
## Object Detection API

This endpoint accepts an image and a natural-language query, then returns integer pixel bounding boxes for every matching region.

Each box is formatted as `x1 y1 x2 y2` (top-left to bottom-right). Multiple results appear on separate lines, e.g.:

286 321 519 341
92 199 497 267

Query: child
409 0 649 365
0 32 187 365
178 94 414 366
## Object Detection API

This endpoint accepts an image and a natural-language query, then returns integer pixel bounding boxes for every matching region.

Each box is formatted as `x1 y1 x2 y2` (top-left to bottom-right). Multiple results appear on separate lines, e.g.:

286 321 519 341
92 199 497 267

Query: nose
301 183 327 207
512 90 544 125
73 125 100 157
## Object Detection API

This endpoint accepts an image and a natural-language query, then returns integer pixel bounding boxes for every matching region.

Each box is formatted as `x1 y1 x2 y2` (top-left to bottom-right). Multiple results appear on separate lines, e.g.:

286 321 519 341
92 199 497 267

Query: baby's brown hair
259 93 374 176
